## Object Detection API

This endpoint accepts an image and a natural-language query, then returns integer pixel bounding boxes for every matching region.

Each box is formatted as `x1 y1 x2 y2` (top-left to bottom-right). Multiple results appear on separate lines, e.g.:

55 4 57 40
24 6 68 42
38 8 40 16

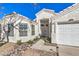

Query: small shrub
16 40 22 45
47 37 51 43
43 37 51 43
33 38 37 41
26 40 33 45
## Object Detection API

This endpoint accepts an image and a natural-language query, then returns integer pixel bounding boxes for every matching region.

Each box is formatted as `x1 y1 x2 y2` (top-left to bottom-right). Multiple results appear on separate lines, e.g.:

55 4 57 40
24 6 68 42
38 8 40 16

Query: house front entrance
40 19 49 37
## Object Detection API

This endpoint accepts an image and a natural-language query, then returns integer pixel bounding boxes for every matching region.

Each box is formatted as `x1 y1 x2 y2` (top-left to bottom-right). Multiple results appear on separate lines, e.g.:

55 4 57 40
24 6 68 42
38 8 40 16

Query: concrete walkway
31 39 79 56
31 39 57 54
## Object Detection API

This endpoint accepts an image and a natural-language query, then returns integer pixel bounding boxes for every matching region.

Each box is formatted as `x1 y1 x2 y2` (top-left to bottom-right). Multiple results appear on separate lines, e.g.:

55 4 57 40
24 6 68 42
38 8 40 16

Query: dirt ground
0 42 79 56
21 48 56 56
0 42 56 56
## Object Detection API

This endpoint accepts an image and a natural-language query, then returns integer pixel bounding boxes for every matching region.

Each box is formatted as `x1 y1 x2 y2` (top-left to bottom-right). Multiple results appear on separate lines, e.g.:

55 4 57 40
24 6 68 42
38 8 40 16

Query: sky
0 3 74 20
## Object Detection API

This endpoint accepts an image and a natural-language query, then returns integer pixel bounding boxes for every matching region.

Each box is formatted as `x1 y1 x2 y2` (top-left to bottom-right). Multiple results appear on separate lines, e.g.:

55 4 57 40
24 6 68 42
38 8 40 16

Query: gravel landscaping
0 42 56 56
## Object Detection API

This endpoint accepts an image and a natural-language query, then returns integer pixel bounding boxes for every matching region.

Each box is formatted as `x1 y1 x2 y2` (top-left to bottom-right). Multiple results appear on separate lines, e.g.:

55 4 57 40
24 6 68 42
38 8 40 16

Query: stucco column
51 20 57 43
38 19 41 36
49 18 51 38
54 21 57 43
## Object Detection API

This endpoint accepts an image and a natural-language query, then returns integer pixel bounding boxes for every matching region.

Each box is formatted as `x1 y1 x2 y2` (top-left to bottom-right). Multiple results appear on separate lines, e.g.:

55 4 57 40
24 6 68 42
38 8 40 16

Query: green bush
43 37 51 43
16 40 22 45
47 37 51 43
26 40 34 45
33 38 37 41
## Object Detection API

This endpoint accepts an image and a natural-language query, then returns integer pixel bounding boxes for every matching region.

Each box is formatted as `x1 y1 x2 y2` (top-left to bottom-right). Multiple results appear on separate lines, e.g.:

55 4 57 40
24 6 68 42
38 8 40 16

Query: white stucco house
0 12 39 42
53 3 79 46
35 3 79 46
0 3 79 47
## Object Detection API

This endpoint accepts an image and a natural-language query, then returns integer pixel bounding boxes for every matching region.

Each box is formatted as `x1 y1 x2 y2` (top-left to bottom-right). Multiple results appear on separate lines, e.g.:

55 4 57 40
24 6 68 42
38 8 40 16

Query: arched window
19 23 28 36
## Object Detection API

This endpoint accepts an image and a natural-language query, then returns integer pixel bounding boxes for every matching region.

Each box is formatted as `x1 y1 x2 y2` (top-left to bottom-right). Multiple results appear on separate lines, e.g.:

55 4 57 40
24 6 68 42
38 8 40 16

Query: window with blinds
31 25 35 35
19 23 28 36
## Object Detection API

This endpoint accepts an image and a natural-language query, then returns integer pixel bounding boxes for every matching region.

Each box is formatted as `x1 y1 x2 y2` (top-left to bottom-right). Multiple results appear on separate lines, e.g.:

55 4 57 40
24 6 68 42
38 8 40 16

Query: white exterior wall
9 20 39 43
17 20 31 42
1 13 39 43
56 8 79 22
7 26 19 42
31 24 39 40
51 7 79 46
51 21 57 43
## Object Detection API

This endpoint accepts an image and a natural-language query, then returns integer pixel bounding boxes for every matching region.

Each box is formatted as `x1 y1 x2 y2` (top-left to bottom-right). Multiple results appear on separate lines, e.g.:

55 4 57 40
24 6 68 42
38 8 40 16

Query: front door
40 19 49 37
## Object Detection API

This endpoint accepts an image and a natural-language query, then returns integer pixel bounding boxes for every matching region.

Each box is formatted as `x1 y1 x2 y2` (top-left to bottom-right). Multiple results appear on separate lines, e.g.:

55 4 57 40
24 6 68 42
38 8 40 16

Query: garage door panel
56 24 79 46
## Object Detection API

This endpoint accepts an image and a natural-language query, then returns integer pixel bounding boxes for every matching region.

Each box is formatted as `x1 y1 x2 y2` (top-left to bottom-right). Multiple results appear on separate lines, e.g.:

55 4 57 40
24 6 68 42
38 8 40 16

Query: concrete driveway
31 39 79 56
58 45 79 56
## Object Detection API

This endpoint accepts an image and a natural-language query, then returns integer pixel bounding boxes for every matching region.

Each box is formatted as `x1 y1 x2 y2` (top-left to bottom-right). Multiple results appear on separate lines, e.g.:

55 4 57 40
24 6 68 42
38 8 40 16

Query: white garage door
56 23 79 46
